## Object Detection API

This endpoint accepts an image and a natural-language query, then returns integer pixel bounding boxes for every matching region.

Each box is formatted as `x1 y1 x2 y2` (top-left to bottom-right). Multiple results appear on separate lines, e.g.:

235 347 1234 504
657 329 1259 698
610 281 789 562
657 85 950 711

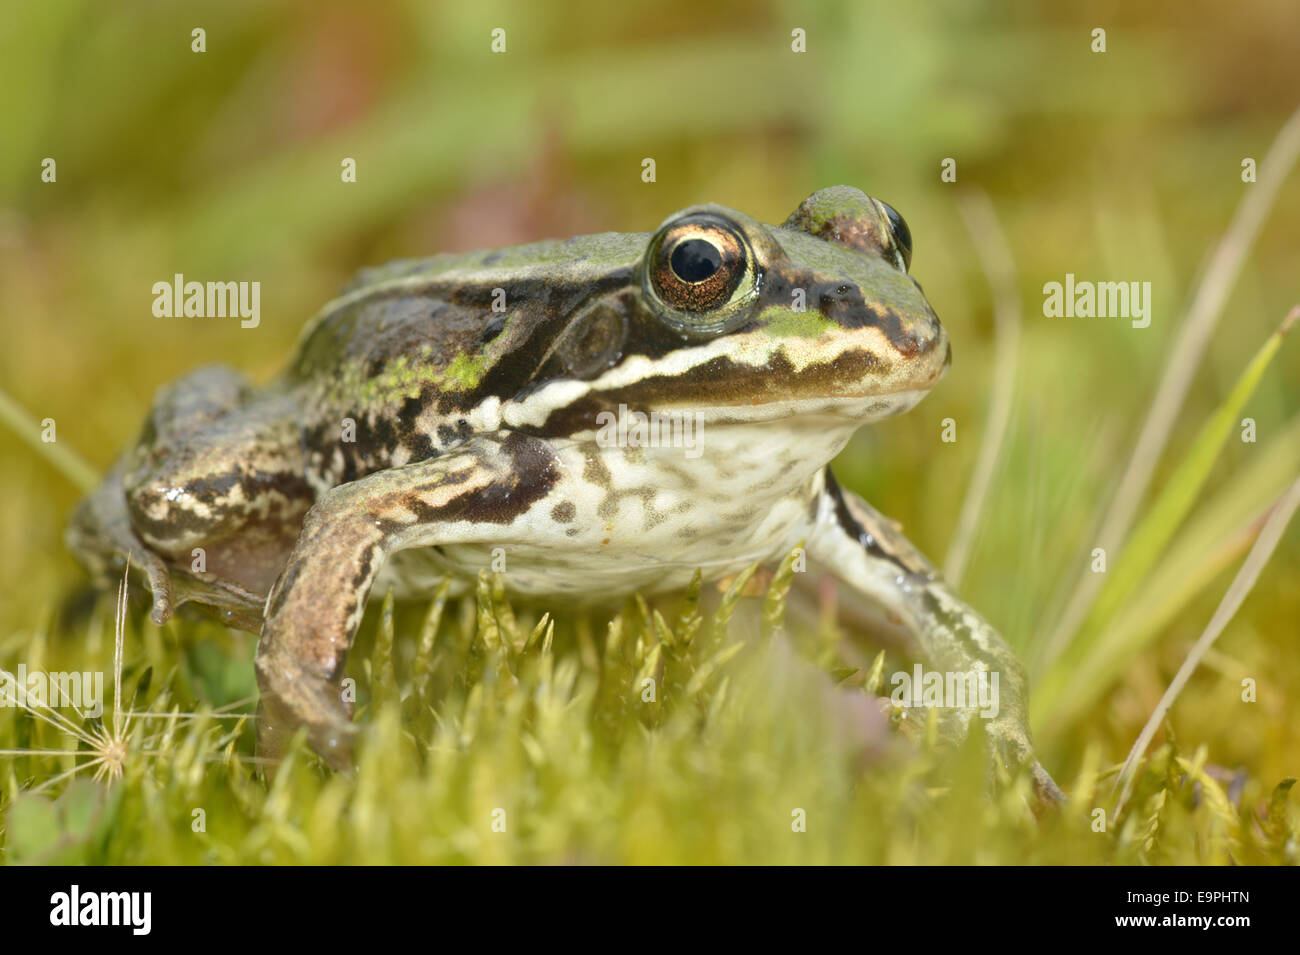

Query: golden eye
642 213 758 332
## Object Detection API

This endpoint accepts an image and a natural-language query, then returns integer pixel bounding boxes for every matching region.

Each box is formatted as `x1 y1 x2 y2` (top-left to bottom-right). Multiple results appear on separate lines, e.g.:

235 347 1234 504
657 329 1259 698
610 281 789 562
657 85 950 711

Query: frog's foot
984 712 1066 809
139 551 176 625
807 470 1066 810
1030 760 1067 807
255 652 357 773
66 462 178 624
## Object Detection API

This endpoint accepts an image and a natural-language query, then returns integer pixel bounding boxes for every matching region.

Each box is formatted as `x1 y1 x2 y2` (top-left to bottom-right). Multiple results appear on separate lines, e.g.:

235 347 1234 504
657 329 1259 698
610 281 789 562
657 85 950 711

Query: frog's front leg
806 471 1065 806
255 432 559 771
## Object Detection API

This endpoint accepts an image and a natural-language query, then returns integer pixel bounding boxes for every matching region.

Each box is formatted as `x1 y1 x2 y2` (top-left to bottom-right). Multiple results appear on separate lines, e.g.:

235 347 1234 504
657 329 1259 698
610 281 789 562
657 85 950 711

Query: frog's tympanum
69 187 1063 802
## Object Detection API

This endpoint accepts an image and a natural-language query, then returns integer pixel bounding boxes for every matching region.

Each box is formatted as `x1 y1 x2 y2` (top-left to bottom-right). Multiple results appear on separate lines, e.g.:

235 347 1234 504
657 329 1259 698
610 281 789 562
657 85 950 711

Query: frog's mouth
504 330 948 439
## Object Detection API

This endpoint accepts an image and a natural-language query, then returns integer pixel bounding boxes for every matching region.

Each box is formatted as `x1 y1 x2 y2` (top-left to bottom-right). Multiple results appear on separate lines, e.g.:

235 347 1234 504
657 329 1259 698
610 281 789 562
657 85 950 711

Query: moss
0 565 1293 865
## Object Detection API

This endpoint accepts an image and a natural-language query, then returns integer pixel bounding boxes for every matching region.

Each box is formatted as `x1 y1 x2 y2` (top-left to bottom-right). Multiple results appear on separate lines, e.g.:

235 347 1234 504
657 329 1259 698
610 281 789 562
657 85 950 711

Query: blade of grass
0 385 99 493
1094 421 1300 684
1114 474 1300 815
945 191 1020 588
1086 308 1295 627
1037 455 1287 738
1045 104 1300 666
1034 310 1297 729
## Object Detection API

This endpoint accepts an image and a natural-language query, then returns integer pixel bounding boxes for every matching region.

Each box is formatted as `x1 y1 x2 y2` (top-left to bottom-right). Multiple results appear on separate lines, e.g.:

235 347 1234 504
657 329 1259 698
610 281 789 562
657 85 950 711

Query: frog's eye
643 213 759 333
876 200 913 272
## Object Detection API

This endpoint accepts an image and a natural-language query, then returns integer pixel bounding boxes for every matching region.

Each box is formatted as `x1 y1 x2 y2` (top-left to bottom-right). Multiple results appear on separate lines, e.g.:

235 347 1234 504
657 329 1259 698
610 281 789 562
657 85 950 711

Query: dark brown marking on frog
405 429 437 461
395 433 559 528
526 348 888 440
266 558 304 619
576 453 620 523
582 451 614 491
389 394 437 461
756 265 929 359
303 402 447 488
352 550 375 599
551 501 576 523
652 459 701 492
455 432 559 525
462 275 635 409
127 467 312 544
821 469 909 574
479 314 507 342
396 394 424 425
640 501 668 532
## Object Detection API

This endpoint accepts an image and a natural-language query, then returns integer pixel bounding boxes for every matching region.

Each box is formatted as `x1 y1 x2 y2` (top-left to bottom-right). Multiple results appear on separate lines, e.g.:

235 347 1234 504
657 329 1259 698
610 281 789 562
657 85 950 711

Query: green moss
1 567 1293 865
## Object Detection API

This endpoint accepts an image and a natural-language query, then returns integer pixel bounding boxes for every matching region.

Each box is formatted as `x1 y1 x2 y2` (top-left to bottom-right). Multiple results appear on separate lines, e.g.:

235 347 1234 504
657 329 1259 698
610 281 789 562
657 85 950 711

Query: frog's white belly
376 415 857 599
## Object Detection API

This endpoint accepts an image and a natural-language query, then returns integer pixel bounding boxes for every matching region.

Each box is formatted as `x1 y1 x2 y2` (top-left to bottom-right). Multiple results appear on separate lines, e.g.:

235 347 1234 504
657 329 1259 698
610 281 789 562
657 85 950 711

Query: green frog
68 186 1063 803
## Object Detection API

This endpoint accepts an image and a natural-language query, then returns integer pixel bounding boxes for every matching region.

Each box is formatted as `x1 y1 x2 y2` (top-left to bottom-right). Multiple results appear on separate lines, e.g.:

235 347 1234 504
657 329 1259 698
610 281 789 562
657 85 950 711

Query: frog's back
284 232 643 488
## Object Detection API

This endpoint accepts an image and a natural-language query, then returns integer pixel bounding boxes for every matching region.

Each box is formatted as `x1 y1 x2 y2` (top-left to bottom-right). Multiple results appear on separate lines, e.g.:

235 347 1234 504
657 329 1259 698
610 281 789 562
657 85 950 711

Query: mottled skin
68 186 1063 803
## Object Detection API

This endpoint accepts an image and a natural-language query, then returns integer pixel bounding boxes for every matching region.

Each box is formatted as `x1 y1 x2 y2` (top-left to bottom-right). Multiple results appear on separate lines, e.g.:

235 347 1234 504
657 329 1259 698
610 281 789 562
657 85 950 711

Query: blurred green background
1 0 1298 859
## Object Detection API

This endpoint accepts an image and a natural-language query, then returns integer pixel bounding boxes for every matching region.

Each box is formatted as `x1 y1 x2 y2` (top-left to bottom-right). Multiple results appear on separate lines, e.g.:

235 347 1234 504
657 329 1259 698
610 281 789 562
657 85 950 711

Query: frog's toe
984 718 1066 809
255 696 357 775
67 466 178 624
1030 760 1067 809
254 656 357 773
137 549 176 625
309 721 358 774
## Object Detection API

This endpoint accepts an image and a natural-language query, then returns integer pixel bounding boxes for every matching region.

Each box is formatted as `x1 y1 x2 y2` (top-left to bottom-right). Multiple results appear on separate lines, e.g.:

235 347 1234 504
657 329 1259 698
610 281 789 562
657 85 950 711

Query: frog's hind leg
804 469 1066 808
254 432 560 772
121 368 311 602
69 364 262 624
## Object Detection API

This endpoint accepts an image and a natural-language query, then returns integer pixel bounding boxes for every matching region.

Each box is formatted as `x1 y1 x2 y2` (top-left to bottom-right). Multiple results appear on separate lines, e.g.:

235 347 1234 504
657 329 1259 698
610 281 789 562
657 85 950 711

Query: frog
68 186 1064 804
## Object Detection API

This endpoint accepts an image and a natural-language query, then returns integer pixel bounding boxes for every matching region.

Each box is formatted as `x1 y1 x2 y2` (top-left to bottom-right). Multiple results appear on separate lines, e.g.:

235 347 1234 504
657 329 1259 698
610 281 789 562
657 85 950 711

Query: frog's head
516 186 949 435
